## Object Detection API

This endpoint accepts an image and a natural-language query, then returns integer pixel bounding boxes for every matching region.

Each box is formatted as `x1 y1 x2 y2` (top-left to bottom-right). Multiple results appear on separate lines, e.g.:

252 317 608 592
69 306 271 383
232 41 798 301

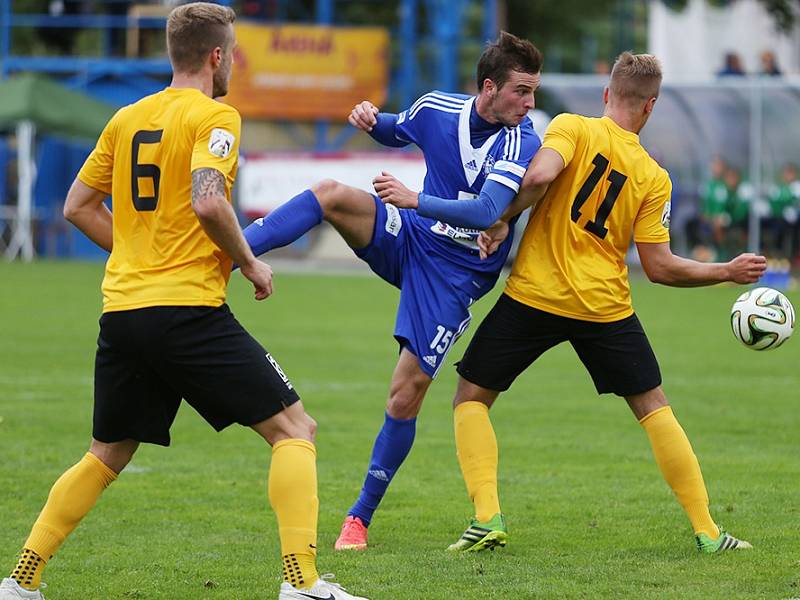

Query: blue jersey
393 91 541 275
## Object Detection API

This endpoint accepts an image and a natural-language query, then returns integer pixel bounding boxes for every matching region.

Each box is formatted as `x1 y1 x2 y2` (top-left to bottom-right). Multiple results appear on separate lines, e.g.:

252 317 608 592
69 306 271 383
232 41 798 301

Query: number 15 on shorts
430 325 453 354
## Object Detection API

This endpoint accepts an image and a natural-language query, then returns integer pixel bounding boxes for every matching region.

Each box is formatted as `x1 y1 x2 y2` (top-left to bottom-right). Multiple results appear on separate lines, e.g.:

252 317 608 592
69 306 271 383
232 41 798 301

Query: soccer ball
730 287 795 350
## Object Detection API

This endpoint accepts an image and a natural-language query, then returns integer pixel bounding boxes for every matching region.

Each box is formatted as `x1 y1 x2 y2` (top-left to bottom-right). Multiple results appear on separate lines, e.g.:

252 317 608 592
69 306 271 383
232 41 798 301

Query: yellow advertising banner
225 23 389 121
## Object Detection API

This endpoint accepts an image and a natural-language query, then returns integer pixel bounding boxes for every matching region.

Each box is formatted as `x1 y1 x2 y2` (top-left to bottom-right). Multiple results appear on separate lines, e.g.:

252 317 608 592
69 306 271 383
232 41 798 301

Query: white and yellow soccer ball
730 287 795 350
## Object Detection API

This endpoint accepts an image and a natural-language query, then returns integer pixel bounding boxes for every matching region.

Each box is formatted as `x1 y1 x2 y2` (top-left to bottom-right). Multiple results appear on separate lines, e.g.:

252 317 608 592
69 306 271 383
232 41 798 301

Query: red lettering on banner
271 30 334 55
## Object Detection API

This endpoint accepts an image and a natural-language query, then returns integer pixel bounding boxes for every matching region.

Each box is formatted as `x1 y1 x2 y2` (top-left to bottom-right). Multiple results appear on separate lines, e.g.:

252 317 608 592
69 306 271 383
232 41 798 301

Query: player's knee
282 409 317 441
89 439 138 474
387 395 422 419
452 376 496 410
626 386 669 421
311 179 347 212
387 377 428 418
276 414 313 442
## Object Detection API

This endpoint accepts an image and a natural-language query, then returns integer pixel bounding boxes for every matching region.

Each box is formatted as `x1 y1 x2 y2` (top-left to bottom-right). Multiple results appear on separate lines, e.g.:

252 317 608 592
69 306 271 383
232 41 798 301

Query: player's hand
478 220 510 260
240 258 274 300
373 171 419 209
349 100 379 132
727 252 767 284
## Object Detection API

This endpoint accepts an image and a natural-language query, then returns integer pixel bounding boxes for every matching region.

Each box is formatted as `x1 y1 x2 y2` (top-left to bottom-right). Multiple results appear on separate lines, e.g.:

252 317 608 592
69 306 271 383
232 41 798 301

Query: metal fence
540 75 800 262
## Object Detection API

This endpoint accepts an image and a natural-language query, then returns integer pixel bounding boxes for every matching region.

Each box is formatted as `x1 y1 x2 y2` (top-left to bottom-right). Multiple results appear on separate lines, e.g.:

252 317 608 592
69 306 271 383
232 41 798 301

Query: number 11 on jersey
571 152 627 240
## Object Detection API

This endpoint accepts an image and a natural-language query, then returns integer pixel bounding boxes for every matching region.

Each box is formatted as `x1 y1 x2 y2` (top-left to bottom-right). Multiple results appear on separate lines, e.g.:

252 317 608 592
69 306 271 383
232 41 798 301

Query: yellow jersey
506 114 671 322
78 87 241 312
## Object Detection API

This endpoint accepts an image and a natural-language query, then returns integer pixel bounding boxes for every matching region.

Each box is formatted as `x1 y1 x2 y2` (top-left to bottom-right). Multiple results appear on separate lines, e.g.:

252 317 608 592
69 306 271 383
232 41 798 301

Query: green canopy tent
0 74 116 261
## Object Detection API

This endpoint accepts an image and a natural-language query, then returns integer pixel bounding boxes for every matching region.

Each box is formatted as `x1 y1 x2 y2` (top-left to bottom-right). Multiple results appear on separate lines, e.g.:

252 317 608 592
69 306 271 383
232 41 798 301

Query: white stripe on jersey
409 102 463 120
410 92 465 113
503 127 522 160
409 94 465 118
494 160 526 177
487 173 520 192
514 128 521 159
503 128 521 161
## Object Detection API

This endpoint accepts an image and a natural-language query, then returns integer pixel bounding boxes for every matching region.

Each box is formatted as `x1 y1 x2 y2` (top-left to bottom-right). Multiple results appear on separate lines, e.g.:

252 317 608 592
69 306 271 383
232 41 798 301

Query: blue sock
242 189 323 256
349 412 417 526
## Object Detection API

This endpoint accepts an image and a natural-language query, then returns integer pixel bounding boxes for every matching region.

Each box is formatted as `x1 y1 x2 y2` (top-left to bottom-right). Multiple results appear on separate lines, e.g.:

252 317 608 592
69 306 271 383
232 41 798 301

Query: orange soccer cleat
334 516 368 551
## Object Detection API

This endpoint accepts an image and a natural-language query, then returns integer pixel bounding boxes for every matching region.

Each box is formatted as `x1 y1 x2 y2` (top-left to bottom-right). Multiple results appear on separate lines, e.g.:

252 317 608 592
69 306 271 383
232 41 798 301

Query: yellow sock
640 406 719 538
269 439 319 589
10 549 45 591
454 401 500 522
16 452 117 590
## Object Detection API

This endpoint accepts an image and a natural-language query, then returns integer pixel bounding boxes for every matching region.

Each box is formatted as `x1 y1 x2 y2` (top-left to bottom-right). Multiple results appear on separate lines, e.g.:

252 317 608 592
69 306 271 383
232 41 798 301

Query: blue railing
0 0 498 148
0 0 234 78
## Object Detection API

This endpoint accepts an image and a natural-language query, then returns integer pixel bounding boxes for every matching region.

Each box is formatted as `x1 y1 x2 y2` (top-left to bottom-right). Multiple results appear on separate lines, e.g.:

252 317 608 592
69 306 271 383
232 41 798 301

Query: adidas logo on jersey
464 159 479 171
423 355 438 367
368 469 389 482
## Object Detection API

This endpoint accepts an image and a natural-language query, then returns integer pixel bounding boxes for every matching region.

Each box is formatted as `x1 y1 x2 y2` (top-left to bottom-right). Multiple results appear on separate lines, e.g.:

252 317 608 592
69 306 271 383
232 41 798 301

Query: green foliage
503 0 649 73
659 0 798 31
0 261 798 599
756 0 799 31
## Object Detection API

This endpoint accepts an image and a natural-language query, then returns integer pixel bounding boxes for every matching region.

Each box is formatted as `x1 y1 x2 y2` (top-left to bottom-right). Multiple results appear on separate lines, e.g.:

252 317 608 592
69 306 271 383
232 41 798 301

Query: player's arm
418 181 518 230
637 242 766 286
382 146 564 231
191 168 273 300
374 130 548 229
348 100 408 148
373 172 517 230
67 108 118 251
472 148 567 258
63 178 113 252
507 147 566 219
499 113 579 223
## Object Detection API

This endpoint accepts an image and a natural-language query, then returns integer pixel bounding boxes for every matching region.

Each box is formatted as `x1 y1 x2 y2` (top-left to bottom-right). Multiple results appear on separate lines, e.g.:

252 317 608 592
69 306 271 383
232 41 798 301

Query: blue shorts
354 196 497 378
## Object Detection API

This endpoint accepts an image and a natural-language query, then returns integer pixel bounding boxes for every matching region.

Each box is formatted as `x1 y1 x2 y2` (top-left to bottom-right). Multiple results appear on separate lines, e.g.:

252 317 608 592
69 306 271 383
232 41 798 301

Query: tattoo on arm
192 168 227 205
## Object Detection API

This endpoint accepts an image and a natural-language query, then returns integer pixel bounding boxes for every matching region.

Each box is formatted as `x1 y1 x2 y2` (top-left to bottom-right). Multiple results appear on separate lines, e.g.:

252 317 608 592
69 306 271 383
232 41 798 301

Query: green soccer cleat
447 513 508 552
695 528 753 553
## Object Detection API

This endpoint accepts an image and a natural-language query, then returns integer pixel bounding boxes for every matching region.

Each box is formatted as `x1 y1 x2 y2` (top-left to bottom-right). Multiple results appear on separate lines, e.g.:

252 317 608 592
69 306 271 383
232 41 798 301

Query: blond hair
609 52 662 105
167 2 236 74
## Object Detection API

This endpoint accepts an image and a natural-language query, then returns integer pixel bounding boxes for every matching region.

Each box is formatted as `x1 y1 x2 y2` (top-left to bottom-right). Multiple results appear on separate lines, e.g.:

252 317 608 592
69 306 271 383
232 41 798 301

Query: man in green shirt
687 156 731 259
764 163 800 257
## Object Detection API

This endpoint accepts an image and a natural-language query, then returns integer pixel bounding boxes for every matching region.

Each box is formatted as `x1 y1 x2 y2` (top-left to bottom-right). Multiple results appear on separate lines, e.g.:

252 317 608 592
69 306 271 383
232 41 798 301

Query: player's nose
524 93 535 110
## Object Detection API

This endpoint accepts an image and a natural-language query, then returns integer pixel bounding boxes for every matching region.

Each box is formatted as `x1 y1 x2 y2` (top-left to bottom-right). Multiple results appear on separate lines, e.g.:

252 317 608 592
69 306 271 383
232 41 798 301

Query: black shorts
94 304 299 446
457 294 662 397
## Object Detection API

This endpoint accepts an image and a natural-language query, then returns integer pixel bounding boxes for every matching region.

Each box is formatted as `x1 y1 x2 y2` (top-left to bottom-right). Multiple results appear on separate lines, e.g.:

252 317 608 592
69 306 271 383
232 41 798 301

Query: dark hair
167 2 236 74
476 31 543 91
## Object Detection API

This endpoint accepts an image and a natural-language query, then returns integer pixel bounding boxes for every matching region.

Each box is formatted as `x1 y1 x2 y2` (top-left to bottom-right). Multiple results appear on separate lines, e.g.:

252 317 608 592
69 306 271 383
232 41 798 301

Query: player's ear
645 96 657 114
210 46 223 68
603 87 609 105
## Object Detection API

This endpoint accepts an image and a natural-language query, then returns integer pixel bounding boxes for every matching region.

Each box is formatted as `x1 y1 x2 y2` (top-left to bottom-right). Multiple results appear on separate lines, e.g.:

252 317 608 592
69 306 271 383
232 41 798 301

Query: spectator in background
717 52 746 76
724 166 755 256
759 50 782 77
687 156 730 259
764 163 800 258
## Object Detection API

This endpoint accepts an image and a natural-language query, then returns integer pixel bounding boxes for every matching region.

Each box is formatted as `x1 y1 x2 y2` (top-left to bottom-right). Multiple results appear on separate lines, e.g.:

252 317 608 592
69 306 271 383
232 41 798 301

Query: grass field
0 260 798 600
